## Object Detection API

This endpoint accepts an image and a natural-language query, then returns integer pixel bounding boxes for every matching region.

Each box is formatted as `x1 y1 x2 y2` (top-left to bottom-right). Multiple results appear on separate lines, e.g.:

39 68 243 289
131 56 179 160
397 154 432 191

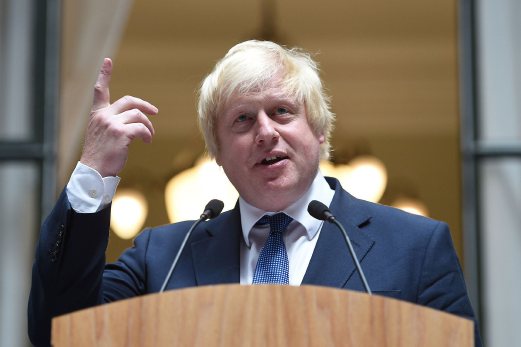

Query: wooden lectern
52 284 473 346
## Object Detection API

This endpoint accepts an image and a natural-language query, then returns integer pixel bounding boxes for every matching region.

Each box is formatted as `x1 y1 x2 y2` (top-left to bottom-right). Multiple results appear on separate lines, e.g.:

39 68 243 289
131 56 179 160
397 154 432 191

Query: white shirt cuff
66 162 121 213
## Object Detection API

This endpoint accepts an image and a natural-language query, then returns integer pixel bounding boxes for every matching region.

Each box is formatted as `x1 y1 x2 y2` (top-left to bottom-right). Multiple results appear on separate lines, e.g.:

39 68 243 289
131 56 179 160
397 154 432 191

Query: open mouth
260 155 288 165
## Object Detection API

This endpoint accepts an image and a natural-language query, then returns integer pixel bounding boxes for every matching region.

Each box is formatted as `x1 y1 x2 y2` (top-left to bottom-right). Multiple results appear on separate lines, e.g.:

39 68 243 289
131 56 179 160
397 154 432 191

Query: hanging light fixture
392 197 429 217
110 189 148 239
165 156 238 223
346 155 387 202
320 155 387 203
164 153 389 223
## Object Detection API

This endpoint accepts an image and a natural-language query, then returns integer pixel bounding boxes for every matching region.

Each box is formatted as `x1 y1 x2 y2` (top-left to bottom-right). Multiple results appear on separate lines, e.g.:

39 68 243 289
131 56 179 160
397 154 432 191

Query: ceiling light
392 197 429 217
110 189 148 239
165 156 238 223
320 155 387 203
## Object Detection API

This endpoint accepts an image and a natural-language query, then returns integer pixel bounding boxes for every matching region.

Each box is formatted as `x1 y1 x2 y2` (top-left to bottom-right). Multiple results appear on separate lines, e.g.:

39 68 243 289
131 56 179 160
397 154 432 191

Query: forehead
220 77 298 111
230 88 293 106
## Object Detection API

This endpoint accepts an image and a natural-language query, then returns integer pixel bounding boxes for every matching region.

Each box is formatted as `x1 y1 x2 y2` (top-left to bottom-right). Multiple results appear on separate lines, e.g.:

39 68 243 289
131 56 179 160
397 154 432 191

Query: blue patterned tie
252 213 293 285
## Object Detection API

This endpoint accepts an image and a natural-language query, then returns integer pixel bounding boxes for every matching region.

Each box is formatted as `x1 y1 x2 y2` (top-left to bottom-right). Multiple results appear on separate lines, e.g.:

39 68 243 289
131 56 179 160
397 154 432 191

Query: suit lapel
188 178 374 289
190 206 242 285
302 178 375 290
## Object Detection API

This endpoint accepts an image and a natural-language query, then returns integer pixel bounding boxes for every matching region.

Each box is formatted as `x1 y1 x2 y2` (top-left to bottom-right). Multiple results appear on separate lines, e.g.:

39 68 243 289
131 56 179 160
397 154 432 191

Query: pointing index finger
92 58 113 111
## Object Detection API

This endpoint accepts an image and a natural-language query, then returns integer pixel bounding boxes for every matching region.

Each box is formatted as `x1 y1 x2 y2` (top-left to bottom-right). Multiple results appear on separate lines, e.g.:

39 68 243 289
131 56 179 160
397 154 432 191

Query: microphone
159 199 224 292
308 200 372 295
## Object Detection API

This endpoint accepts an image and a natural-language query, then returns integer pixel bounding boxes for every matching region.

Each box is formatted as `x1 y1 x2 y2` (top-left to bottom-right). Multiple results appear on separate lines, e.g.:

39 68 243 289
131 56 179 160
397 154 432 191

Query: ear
318 134 325 144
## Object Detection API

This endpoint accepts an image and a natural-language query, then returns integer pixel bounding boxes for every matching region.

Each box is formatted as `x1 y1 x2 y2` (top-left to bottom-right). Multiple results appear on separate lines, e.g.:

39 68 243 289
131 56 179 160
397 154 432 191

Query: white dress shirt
238 172 335 286
66 162 120 213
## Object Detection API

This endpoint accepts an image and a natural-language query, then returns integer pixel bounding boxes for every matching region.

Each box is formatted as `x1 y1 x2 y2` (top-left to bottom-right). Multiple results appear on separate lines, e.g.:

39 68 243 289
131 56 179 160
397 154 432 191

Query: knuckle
134 123 149 136
123 95 134 103
140 123 150 132
107 124 124 137
133 108 147 121
93 83 104 93
93 114 110 128
90 112 114 128
89 110 103 121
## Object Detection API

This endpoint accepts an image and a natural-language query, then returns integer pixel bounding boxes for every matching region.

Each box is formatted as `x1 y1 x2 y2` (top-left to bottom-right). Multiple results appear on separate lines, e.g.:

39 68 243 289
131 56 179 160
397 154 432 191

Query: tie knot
256 213 293 234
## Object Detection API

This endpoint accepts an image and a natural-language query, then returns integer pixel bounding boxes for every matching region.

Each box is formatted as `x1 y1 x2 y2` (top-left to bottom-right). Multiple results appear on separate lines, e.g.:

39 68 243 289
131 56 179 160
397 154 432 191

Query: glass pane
480 159 521 347
477 0 521 142
0 0 35 140
0 162 39 346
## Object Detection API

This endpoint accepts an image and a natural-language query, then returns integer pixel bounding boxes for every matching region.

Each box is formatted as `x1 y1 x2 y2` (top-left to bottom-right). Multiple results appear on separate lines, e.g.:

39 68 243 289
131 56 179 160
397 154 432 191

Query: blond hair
198 40 335 159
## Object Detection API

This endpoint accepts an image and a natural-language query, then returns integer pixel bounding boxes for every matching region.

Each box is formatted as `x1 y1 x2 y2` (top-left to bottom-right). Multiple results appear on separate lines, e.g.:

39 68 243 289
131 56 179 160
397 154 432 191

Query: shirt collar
239 171 335 247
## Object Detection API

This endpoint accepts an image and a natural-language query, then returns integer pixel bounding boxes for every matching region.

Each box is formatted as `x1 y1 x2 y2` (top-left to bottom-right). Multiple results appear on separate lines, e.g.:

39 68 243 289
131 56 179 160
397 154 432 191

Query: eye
235 114 251 123
231 113 254 132
275 107 289 115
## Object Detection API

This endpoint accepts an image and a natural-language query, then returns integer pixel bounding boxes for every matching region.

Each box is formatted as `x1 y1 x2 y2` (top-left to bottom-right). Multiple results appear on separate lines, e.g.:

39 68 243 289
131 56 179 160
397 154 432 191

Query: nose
255 112 279 145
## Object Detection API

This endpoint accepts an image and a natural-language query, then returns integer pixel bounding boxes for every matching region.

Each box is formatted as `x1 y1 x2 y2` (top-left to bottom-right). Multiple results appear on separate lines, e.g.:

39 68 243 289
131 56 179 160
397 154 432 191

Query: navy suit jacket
28 177 481 346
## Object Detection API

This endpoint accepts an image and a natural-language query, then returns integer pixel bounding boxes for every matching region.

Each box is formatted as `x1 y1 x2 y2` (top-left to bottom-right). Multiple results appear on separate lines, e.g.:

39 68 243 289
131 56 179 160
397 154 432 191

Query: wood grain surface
52 284 473 346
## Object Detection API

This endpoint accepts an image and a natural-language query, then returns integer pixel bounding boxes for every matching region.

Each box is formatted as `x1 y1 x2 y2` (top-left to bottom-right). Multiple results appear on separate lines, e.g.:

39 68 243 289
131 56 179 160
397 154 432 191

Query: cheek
216 134 246 166
214 136 224 165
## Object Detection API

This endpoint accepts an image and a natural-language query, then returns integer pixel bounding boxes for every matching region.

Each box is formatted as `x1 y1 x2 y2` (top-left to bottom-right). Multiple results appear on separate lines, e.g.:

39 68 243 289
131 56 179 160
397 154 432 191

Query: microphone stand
330 218 372 295
159 199 224 292
159 218 204 293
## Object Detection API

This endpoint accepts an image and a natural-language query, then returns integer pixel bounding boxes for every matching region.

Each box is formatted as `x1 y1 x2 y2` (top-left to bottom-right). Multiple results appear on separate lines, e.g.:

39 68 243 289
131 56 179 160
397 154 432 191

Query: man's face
215 81 325 211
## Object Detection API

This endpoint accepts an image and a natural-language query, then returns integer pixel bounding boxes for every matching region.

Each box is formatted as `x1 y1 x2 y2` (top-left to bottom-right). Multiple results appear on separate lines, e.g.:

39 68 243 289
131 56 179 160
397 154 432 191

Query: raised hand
80 58 159 177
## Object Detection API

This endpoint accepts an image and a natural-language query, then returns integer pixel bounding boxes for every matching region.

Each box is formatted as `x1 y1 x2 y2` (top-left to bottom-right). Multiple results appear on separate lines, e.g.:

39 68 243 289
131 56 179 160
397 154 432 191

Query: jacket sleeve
417 221 482 347
27 189 111 346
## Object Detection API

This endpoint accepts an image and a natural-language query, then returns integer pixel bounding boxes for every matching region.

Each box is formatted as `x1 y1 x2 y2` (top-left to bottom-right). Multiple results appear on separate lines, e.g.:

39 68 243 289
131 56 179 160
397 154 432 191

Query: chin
263 177 296 192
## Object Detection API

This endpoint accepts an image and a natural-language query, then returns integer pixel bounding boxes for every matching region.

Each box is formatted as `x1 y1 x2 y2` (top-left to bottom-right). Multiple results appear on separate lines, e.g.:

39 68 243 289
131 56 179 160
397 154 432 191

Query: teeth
261 156 284 165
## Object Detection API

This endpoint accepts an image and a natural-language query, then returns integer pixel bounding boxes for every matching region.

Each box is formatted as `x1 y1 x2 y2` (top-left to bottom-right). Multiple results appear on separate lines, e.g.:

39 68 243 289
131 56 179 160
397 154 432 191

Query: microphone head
307 200 333 221
203 199 224 219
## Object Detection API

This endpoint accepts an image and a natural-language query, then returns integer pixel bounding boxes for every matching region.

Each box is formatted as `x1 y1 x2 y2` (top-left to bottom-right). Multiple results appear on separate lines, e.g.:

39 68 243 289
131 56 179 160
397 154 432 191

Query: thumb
92 58 112 111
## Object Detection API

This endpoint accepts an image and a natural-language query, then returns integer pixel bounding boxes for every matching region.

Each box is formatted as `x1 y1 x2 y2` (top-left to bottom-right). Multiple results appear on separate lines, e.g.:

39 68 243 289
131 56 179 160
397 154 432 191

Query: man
28 40 481 346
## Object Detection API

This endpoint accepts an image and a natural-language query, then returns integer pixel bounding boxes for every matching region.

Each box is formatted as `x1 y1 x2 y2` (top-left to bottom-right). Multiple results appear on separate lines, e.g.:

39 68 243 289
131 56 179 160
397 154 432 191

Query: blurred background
1 0 519 345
